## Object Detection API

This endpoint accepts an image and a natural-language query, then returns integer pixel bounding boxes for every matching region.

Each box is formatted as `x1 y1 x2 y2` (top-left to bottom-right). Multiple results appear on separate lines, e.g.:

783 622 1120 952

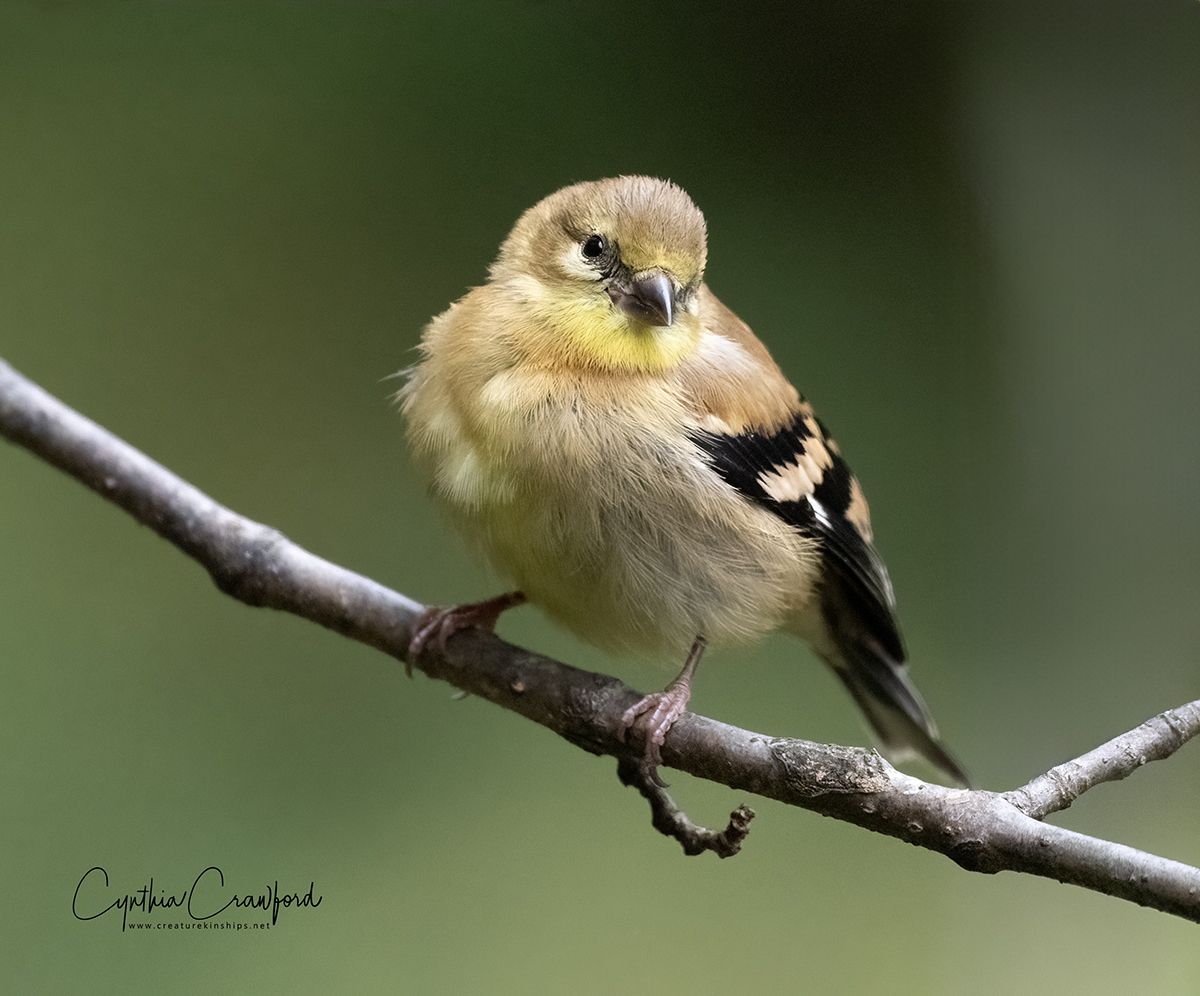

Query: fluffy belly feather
437 414 818 659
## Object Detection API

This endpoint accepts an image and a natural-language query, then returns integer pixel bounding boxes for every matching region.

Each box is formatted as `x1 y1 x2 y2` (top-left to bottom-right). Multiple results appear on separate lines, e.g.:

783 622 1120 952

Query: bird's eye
581 234 606 260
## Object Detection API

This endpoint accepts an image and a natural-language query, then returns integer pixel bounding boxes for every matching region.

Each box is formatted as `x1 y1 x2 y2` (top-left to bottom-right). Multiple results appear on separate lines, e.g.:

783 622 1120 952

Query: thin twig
1005 700 1200 820
617 757 755 857
2 355 1198 922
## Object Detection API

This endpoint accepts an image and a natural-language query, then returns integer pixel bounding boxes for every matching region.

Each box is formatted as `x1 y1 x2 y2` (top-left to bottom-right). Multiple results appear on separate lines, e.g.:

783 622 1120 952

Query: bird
400 175 968 787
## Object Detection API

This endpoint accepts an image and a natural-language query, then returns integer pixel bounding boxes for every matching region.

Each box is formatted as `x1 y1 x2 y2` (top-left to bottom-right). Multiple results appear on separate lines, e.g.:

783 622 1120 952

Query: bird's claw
618 636 705 784
620 685 693 786
406 591 526 674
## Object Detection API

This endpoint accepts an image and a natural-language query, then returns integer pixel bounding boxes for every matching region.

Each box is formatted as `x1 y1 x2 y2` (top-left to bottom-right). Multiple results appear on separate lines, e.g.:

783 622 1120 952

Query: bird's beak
608 270 675 327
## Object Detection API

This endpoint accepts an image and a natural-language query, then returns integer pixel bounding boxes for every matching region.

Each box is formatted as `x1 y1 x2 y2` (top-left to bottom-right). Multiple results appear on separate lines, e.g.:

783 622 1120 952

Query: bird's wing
688 406 905 664
689 406 970 785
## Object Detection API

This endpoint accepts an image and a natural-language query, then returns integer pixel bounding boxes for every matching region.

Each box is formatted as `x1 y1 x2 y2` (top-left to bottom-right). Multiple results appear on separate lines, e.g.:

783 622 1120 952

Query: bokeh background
1 2 1197 992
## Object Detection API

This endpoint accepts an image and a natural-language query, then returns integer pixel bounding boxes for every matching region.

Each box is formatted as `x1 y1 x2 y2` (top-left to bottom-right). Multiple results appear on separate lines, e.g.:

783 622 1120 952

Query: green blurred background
1 2 1197 991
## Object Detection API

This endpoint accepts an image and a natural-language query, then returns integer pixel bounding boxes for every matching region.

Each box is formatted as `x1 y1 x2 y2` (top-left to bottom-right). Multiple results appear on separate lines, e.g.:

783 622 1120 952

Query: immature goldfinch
402 176 968 786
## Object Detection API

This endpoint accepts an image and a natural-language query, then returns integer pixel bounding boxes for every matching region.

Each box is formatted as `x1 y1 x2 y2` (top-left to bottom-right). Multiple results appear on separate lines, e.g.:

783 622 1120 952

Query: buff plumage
402 176 967 786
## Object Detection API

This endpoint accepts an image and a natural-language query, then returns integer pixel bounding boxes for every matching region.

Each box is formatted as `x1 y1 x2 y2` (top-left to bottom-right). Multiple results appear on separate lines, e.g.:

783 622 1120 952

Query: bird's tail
831 638 970 788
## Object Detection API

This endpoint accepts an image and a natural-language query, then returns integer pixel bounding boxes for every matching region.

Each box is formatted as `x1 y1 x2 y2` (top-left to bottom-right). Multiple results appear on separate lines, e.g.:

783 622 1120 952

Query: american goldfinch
401 176 968 787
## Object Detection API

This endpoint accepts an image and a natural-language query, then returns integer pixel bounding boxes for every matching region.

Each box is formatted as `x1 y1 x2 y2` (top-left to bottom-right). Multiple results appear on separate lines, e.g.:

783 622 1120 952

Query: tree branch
1004 701 1200 821
2 355 1198 922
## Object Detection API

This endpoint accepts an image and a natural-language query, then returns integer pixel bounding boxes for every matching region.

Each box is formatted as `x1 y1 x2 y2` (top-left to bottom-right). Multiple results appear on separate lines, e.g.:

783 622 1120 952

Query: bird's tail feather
833 640 971 788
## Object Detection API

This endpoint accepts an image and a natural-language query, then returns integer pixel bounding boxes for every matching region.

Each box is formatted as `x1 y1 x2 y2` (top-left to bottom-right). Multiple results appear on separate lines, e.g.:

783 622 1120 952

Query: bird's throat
554 308 700 373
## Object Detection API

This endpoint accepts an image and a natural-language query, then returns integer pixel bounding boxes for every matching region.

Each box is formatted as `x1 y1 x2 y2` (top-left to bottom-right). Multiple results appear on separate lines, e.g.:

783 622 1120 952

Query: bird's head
490 176 708 373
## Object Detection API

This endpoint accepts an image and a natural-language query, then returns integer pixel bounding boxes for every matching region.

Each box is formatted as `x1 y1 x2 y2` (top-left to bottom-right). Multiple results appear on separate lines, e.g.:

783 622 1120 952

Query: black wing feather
689 409 905 663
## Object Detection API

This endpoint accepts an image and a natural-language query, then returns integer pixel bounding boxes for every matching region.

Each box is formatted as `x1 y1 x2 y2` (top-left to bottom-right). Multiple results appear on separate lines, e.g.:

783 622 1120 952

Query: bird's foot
620 637 706 786
406 591 526 672
620 685 692 780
